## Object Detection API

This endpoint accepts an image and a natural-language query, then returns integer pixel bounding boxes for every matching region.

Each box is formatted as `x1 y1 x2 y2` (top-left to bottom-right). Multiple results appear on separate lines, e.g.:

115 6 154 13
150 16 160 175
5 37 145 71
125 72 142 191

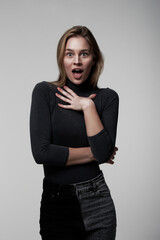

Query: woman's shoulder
97 87 119 101
33 81 57 92
31 81 57 105
96 87 119 109
32 81 58 97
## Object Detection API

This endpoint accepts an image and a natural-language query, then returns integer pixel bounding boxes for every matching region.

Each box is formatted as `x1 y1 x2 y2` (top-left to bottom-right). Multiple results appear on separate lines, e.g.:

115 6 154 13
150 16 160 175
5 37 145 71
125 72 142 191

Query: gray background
0 0 160 239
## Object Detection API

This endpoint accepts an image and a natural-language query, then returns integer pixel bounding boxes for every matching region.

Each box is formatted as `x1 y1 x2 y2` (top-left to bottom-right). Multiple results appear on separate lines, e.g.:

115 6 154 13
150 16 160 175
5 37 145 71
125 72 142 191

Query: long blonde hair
51 26 104 89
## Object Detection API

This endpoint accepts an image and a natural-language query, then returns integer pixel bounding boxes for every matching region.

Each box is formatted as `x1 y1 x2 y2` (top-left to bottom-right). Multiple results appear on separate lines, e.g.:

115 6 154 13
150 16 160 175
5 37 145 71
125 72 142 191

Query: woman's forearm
55 87 103 137
55 87 118 164
66 147 96 166
66 101 105 166
82 100 104 136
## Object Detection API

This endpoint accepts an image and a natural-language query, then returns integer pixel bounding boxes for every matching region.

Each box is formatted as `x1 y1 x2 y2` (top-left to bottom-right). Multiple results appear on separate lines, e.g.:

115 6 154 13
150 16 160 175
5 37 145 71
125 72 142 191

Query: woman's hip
40 171 116 238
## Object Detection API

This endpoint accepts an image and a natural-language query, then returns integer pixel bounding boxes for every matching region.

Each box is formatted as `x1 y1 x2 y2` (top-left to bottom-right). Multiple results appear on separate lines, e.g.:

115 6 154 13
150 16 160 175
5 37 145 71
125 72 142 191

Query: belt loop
75 185 79 196
72 184 77 195
91 180 97 192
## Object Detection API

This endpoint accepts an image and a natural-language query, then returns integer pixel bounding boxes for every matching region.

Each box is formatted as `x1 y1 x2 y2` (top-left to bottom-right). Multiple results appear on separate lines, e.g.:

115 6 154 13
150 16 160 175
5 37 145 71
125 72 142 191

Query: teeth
72 69 83 73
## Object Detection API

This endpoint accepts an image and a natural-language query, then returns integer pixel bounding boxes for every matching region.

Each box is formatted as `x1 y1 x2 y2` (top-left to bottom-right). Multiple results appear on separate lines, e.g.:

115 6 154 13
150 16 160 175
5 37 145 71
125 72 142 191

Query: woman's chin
68 77 87 85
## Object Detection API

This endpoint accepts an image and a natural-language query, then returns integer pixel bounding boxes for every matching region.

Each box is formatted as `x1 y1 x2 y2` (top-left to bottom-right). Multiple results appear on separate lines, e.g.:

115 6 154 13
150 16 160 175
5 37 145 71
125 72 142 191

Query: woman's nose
74 55 82 65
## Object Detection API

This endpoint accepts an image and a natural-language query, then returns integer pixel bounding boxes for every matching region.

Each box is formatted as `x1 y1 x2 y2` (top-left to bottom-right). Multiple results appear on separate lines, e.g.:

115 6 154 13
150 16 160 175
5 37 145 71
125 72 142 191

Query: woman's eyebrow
80 49 90 52
65 49 73 51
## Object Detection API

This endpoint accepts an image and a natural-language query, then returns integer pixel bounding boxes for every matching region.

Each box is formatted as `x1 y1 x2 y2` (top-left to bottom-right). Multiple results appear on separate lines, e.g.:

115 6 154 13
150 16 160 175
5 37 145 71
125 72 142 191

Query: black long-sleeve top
30 79 119 184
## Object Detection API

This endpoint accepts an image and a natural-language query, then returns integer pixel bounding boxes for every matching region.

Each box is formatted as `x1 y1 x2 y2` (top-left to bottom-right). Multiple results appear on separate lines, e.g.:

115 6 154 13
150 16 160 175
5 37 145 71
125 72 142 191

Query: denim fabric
40 171 116 240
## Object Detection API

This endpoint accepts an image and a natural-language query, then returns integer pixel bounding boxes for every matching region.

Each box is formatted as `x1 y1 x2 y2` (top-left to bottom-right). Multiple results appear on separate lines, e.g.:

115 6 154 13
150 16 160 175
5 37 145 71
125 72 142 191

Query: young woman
30 26 119 240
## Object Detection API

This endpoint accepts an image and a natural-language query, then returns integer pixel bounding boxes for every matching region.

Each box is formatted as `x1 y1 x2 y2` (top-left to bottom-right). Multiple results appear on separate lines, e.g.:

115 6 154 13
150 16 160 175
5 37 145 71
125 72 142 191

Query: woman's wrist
81 99 95 111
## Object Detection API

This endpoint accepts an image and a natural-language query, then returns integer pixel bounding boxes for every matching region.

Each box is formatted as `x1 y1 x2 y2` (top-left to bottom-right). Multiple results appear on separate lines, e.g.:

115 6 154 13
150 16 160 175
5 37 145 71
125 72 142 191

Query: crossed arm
56 86 118 166
30 82 118 166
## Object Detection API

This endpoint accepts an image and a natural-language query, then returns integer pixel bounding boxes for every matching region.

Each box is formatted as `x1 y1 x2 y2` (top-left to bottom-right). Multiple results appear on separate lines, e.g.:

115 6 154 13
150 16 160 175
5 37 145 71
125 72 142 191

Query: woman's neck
66 78 94 94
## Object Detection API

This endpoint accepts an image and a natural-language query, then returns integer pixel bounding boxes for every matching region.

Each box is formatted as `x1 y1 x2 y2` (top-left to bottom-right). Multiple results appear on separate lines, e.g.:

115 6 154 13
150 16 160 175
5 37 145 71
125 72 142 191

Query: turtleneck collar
65 78 95 95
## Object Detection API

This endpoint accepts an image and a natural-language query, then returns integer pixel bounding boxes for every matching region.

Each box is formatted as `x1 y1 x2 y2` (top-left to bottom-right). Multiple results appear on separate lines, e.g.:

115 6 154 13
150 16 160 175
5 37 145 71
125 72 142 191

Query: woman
30 26 119 240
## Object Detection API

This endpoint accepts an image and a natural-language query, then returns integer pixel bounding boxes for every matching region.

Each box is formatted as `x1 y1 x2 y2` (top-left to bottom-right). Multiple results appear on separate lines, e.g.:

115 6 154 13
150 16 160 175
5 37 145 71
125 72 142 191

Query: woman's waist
42 169 107 197
43 161 101 185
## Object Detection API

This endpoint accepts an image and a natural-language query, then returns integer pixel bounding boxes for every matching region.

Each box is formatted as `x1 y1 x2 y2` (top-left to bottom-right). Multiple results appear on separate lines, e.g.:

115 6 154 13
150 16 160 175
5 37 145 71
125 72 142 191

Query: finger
114 147 118 151
110 155 115 160
57 87 73 100
63 86 77 97
106 159 114 165
88 94 96 99
55 93 72 104
58 103 72 109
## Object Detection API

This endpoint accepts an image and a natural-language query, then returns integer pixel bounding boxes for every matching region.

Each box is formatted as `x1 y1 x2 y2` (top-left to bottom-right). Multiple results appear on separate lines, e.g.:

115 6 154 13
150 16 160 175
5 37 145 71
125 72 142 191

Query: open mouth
72 69 83 79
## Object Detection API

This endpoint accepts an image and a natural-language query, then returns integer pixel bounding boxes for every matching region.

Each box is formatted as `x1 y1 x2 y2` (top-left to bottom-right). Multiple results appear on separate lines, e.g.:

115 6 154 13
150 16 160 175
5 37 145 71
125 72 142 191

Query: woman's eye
82 52 88 57
66 52 73 57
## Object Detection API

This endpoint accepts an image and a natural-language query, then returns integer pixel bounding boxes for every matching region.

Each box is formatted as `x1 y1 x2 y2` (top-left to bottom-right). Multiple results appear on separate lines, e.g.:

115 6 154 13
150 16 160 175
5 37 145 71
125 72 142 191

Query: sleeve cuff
88 129 113 164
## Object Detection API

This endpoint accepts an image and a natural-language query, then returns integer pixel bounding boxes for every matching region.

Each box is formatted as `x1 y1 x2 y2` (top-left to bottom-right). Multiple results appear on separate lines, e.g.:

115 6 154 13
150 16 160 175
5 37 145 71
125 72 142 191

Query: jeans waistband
43 170 106 196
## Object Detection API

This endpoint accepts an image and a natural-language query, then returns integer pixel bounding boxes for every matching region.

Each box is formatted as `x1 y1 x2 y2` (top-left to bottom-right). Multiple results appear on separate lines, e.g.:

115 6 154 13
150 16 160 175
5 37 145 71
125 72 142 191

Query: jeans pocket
78 188 116 232
97 182 110 197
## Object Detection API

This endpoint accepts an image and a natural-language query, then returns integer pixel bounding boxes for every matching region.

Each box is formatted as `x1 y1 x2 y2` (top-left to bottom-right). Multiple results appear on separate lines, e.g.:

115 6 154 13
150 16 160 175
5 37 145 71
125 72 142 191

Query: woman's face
63 36 95 85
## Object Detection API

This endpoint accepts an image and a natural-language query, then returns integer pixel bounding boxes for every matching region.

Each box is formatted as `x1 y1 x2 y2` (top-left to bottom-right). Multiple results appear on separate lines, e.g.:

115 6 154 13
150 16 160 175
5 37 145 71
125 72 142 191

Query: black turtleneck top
30 79 119 184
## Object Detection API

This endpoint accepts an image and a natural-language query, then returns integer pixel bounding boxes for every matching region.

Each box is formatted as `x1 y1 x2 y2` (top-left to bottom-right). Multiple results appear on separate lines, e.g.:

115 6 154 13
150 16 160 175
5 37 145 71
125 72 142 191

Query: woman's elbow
97 145 114 164
31 142 50 164
31 148 46 164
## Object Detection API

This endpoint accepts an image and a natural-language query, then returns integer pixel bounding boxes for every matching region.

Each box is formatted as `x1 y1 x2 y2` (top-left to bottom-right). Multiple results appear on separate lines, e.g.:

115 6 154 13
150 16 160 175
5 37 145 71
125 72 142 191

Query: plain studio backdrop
0 0 160 239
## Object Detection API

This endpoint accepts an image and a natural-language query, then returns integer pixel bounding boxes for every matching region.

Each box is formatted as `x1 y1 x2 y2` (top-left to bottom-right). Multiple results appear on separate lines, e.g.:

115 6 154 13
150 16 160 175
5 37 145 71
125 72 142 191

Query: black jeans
40 171 117 240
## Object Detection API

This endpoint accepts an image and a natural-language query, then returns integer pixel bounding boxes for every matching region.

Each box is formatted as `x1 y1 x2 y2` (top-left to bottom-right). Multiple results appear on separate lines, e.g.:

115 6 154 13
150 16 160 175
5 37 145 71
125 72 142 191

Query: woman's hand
56 86 118 166
55 86 96 111
106 147 118 164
